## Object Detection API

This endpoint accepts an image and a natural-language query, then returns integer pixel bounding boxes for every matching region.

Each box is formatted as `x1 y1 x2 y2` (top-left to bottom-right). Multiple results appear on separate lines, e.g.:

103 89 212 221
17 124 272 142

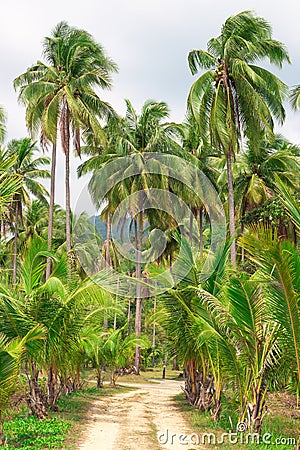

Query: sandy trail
78 379 204 450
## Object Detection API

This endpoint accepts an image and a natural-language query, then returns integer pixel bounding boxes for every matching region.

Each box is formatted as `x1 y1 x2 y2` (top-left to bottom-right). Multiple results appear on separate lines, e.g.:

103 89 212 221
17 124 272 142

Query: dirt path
78 379 205 450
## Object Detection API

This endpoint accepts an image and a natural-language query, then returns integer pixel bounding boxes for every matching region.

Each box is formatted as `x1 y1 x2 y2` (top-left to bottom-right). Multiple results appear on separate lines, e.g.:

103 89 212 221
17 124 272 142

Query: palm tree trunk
226 150 236 265
104 212 111 330
293 223 297 247
134 197 143 374
151 296 157 368
45 144 58 420
2 220 6 238
172 356 179 371
105 212 111 267
26 361 47 419
47 364 59 408
65 146 71 256
169 252 173 272
199 206 203 258
189 210 194 244
127 297 131 333
241 221 245 262
61 98 71 273
96 367 103 388
13 199 19 284
113 277 119 330
46 143 57 280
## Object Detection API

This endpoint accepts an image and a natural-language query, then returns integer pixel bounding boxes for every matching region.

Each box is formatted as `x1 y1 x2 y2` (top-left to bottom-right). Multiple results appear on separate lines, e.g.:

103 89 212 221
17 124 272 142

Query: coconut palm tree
179 114 219 255
239 227 300 407
0 105 6 144
6 138 50 283
18 200 49 245
0 149 23 249
275 175 300 234
14 21 118 275
200 271 286 432
235 135 300 230
188 10 289 265
0 150 22 214
158 239 235 418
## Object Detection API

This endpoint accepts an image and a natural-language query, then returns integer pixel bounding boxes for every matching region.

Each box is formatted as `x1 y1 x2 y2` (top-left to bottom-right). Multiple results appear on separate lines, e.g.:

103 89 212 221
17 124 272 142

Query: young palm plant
157 241 232 419
0 237 114 415
239 227 300 407
0 328 45 445
101 327 148 386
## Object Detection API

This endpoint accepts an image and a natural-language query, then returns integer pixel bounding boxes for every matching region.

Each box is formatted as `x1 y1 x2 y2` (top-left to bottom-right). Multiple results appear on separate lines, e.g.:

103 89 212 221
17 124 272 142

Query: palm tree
0 150 22 246
200 271 286 432
0 105 6 144
0 150 22 215
179 114 219 256
275 175 300 234
188 10 289 264
18 200 49 246
6 138 50 283
14 21 118 275
0 328 45 444
0 334 22 445
235 135 300 233
91 327 148 386
239 227 300 406
157 241 230 418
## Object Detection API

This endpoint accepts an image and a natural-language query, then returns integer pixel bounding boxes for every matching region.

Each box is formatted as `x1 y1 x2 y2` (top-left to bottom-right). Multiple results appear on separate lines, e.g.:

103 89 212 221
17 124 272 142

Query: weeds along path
78 379 205 450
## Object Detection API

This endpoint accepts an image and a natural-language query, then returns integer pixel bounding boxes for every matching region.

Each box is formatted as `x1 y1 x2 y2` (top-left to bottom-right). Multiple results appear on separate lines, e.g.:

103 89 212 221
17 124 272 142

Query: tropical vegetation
0 10 299 447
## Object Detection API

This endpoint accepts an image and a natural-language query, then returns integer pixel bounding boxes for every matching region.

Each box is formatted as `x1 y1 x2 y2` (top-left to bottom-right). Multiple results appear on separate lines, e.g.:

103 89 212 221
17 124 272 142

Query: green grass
174 392 300 450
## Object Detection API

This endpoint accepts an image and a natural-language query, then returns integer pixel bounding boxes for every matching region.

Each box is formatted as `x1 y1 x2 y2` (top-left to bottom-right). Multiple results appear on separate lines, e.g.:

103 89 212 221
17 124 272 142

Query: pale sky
1 0 299 209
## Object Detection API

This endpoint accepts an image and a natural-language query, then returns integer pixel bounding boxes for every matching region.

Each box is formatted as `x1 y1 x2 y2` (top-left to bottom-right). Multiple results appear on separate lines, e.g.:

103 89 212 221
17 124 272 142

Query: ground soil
77 379 204 450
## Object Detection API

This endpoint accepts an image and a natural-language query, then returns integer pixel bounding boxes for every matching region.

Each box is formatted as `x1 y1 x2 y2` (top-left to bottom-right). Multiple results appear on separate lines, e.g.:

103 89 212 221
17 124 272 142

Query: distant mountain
90 214 148 242
90 215 107 240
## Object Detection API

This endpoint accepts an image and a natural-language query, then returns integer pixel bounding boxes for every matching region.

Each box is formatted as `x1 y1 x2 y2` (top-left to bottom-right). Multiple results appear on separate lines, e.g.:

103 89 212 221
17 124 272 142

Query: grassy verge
2 385 131 450
175 392 300 449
